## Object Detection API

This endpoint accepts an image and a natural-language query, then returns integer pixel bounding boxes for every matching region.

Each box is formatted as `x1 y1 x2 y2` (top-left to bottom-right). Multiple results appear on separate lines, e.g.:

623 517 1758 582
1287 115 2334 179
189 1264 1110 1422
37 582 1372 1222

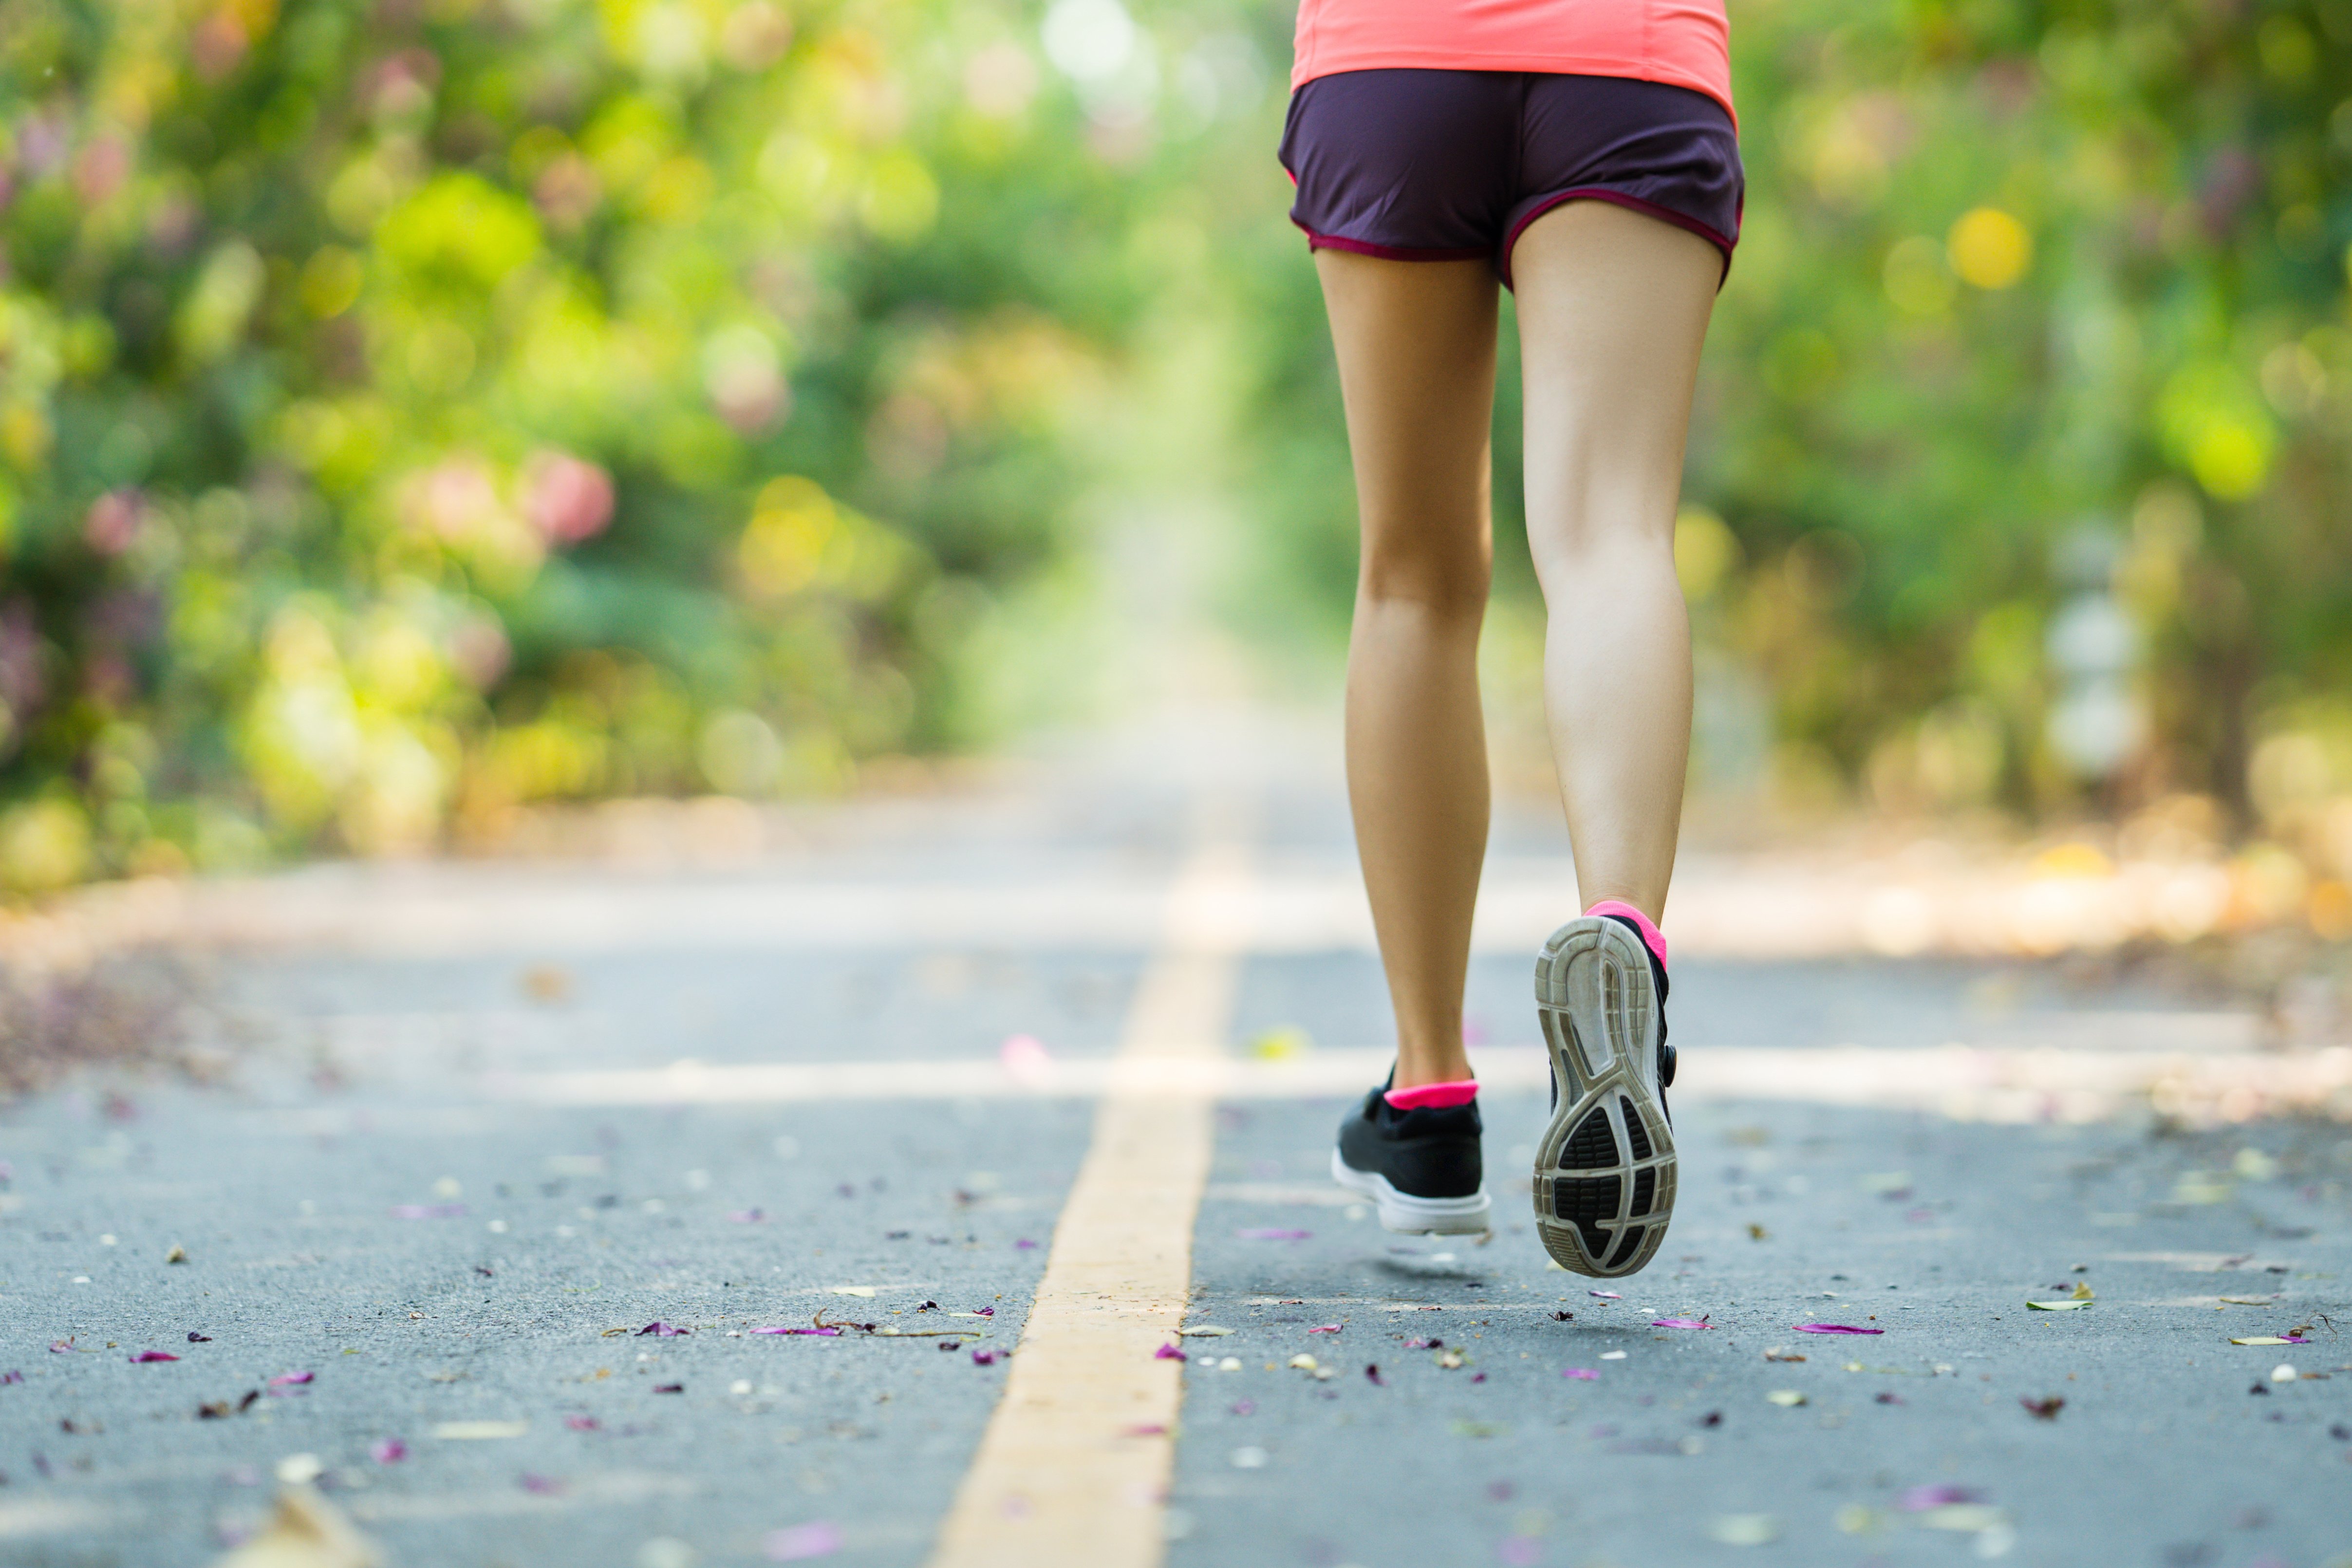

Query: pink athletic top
1289 0 1736 126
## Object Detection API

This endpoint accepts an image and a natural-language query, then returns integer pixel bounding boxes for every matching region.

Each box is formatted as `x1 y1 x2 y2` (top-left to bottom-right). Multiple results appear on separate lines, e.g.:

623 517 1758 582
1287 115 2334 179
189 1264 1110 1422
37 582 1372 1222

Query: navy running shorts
1278 70 1744 287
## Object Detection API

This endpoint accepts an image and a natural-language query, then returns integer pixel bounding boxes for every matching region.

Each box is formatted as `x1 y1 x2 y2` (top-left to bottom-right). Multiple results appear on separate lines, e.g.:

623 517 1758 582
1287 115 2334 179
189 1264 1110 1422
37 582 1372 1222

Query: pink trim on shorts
1294 218 1489 264
1386 1079 1480 1109
1502 188 1734 288
1585 898 1669 971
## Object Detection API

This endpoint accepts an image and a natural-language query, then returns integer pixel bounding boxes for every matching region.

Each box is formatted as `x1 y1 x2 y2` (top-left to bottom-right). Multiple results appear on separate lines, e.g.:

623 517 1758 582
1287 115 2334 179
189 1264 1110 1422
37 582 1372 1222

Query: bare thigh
1512 201 1720 575
1312 251 1499 604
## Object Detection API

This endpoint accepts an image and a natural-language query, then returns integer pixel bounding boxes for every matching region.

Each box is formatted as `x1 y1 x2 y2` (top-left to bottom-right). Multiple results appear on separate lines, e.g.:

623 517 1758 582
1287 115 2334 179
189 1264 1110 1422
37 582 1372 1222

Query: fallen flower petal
1651 1318 1714 1329
1237 1228 1311 1241
751 1326 841 1337
763 1521 843 1562
972 1306 995 1317
971 1349 999 1366
1589 1290 1622 1299
520 1472 565 1494
1561 1368 1599 1381
130 1351 180 1363
0 1370 20 1385
390 1205 468 1220
1308 1325 1342 1334
1365 1364 1385 1385
564 1416 600 1431
729 1210 767 1223
2019 1395 2064 1420
371 1438 407 1463
1792 1325 1884 1335
652 1382 684 1394
1897 1485 1984 1512
1154 1344 1187 1361
1013 1238 1039 1250
268 1371 315 1387
47 1341 74 1354
636 1323 690 1337
187 1333 211 1343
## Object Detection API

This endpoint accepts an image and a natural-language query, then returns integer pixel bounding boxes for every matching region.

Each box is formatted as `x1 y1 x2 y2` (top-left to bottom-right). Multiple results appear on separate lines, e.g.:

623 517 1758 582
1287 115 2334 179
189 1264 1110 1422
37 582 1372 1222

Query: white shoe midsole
1329 1149 1492 1234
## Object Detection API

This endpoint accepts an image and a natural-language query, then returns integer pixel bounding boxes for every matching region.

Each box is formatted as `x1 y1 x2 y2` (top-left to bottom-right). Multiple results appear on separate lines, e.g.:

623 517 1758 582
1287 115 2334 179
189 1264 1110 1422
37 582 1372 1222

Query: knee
1528 512 1677 599
1357 536 1491 626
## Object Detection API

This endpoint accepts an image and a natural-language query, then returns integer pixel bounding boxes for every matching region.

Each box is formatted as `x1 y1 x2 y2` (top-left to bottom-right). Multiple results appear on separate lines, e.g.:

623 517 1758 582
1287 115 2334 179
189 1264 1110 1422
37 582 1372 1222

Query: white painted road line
496 1043 2352 1125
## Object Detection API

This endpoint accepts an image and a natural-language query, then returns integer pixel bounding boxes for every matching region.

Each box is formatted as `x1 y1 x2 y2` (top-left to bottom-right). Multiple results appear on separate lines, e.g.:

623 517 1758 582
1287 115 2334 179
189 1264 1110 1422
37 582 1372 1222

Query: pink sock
1385 1079 1478 1110
1586 899 1669 972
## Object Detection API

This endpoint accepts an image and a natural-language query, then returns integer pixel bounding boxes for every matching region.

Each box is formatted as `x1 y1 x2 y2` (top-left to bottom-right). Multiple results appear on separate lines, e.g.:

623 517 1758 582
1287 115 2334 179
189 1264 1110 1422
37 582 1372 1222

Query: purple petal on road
130 1351 180 1363
636 1322 690 1337
1651 1318 1713 1329
1588 1290 1622 1299
1792 1324 1884 1335
268 1371 315 1386
47 1341 75 1354
565 1416 600 1431
729 1209 766 1223
751 1326 840 1336
1230 1400 1255 1415
1237 1228 1311 1241
1898 1485 1984 1512
371 1438 408 1463
0 1370 19 1385
1309 1325 1342 1334
519 1472 565 1494
1561 1368 1599 1381
973 1306 994 1316
763 1521 843 1561
971 1349 999 1366
1154 1344 1186 1360
1013 1238 1039 1250
390 1204 468 1220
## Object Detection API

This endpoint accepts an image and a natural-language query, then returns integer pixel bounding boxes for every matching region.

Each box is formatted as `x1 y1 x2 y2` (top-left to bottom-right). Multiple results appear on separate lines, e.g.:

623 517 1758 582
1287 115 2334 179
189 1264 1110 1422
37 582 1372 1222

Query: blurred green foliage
4 0 2352 891
0 0 1273 883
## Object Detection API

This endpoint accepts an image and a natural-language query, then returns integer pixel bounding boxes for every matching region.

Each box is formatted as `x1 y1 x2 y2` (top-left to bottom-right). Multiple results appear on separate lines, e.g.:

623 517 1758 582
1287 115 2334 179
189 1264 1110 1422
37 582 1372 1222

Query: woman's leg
1511 202 1721 923
1314 250 1500 1090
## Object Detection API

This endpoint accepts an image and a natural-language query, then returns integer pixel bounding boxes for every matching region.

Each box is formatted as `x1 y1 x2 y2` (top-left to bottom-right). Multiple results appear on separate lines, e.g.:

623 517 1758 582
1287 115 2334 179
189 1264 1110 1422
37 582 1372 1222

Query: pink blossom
523 452 616 545
84 490 145 556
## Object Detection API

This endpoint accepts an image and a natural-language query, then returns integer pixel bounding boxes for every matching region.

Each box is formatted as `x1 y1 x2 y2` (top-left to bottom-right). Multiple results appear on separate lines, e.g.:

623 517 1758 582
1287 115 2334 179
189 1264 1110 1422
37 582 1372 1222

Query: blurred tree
5 0 2352 892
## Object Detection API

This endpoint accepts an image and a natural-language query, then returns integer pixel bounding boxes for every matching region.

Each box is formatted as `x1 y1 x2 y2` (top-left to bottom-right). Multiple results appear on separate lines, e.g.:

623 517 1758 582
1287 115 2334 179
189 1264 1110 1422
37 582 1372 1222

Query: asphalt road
3 733 2350 1568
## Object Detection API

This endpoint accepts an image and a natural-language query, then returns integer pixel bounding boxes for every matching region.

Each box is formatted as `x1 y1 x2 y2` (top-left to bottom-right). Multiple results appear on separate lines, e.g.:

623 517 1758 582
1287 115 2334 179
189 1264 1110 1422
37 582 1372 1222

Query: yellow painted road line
925 828 1249 1568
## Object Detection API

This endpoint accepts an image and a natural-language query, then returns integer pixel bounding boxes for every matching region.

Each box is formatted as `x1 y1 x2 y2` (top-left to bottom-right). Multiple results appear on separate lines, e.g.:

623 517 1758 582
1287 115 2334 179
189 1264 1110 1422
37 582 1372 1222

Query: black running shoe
1330 1081 1493 1235
1531 914 1677 1276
